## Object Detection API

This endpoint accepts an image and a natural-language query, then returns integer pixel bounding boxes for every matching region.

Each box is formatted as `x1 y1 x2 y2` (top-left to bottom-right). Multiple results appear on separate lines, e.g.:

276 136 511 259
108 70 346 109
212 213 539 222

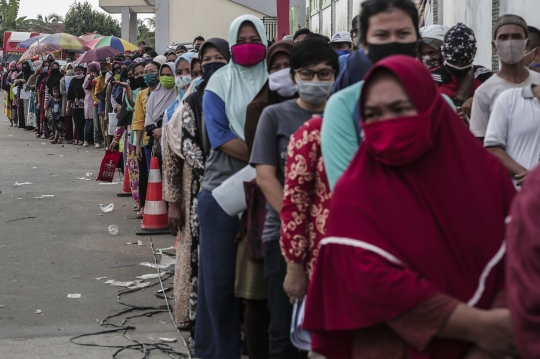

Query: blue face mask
143 73 158 86
336 49 351 57
43 66 49 72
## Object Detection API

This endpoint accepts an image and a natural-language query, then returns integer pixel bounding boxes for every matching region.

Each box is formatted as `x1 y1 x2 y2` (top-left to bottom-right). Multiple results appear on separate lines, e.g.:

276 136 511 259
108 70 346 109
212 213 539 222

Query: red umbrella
73 46 123 65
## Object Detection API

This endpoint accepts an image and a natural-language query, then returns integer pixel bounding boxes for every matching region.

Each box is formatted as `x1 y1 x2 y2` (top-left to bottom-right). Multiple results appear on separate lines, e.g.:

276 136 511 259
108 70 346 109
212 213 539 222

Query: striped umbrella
30 33 90 52
16 34 49 49
80 33 105 42
86 36 137 52
19 43 63 62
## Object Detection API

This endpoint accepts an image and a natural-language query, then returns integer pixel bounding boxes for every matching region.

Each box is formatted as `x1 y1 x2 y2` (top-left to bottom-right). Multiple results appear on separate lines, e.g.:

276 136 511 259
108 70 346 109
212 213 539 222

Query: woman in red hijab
507 165 540 359
303 56 517 359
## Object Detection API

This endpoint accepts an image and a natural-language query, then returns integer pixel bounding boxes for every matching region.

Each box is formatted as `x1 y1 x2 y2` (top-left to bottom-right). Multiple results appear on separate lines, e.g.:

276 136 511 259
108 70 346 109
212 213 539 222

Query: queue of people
3 0 540 358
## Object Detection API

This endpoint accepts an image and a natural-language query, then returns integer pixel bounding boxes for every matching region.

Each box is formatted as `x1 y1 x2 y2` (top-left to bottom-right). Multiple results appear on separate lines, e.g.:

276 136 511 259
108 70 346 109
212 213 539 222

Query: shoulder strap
453 68 475 106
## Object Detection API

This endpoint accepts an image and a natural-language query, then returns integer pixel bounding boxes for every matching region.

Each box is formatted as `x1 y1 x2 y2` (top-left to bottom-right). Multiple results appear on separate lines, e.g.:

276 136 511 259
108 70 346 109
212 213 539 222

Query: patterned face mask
422 56 442 69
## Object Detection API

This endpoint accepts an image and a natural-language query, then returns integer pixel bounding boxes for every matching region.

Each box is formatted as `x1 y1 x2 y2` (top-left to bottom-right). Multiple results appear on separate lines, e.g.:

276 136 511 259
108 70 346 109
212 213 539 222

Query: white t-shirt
470 69 540 137
484 84 540 179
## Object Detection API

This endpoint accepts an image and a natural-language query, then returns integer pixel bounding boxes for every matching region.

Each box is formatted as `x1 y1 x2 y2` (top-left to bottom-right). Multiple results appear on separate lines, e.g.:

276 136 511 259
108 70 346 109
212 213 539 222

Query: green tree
37 13 64 24
63 0 120 37
0 0 50 44
137 17 155 48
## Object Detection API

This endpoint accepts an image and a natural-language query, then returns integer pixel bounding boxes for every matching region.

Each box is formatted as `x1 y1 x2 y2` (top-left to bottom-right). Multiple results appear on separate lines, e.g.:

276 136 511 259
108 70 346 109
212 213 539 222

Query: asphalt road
0 96 189 358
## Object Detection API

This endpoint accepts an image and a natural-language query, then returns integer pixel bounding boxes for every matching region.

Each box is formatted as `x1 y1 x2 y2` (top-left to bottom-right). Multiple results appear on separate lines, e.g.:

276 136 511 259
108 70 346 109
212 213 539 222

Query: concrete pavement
0 98 190 358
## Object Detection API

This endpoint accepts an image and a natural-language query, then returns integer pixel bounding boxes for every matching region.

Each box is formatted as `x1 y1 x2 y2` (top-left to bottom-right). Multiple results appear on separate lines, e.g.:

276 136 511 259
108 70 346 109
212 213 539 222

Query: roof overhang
99 0 156 13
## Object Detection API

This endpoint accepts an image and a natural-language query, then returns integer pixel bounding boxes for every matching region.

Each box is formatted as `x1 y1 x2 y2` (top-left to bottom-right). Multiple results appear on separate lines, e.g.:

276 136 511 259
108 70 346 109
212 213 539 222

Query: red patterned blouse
280 116 332 280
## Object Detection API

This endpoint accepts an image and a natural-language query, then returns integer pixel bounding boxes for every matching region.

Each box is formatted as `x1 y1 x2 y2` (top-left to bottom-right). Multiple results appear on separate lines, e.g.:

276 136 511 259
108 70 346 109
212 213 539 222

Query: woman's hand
283 262 308 304
109 140 118 151
472 309 518 359
152 128 162 139
168 202 183 236
136 144 142 161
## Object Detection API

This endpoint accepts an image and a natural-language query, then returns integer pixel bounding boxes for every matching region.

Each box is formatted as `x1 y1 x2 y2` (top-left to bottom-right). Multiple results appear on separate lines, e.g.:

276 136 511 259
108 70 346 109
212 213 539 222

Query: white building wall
321 7 332 38
311 13 320 34
499 0 540 29
352 0 364 17
442 0 493 69
335 0 349 32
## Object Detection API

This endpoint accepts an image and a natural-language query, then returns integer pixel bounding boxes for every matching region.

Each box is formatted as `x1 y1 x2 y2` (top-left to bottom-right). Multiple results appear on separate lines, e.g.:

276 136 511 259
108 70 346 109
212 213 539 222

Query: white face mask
495 39 527 65
295 78 334 104
268 68 297 97
175 75 192 89
524 47 538 67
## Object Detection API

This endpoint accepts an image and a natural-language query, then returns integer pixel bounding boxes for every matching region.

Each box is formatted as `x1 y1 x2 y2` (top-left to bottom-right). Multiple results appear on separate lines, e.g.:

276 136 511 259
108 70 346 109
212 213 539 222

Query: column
129 13 138 45
155 0 170 54
121 6 130 41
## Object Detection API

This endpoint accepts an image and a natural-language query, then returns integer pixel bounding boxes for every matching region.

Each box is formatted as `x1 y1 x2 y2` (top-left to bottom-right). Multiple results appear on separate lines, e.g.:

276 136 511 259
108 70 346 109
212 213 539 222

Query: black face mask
366 41 417 64
121 69 128 79
128 76 138 90
22 66 30 73
51 68 60 75
202 62 227 84
135 76 147 89
195 45 201 51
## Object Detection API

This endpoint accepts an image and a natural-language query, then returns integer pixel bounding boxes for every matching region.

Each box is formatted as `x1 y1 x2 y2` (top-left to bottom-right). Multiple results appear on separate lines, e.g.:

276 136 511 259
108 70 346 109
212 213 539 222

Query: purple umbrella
16 34 49 49
73 46 123 65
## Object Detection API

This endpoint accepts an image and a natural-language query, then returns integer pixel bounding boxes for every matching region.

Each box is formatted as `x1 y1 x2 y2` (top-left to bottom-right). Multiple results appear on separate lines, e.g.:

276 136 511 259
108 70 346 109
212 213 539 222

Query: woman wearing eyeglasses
250 37 339 357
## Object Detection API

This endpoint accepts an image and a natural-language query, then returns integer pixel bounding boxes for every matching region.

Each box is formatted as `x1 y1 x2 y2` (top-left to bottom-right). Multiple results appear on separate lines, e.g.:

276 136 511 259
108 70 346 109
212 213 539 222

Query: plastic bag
96 150 122 182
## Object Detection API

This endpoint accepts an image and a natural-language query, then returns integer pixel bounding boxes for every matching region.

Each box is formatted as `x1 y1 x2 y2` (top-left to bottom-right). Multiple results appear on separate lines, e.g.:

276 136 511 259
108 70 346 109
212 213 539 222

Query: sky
18 0 152 22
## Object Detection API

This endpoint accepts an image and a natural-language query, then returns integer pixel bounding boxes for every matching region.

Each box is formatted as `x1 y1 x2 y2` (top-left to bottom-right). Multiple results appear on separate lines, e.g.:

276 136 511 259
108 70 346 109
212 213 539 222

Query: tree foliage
63 1 120 37
0 0 51 44
137 17 155 48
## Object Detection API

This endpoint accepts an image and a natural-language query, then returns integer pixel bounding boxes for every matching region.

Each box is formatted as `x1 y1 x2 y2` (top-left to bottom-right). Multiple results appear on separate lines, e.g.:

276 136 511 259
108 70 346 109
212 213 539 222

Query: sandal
136 208 144 219
50 139 58 144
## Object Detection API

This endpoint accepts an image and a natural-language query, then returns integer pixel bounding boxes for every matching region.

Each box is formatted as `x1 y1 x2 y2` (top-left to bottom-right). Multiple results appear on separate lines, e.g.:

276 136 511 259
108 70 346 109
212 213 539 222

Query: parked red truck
1 31 41 65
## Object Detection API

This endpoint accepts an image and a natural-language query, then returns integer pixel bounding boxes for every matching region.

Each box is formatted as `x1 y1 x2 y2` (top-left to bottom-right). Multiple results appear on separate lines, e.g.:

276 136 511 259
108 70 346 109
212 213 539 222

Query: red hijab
507 166 540 359
304 56 515 358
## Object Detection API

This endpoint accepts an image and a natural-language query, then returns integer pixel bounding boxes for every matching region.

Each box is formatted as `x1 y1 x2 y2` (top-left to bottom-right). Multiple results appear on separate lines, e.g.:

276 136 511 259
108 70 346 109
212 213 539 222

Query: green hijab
205 14 268 141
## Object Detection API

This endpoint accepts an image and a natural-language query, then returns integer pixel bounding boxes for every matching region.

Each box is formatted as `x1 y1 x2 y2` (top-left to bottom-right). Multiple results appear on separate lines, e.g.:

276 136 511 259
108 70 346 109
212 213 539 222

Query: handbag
96 150 122 182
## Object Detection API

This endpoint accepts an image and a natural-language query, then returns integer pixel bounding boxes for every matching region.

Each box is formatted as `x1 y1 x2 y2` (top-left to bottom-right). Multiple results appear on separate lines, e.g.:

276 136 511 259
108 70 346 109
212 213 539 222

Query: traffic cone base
117 165 132 197
137 157 170 235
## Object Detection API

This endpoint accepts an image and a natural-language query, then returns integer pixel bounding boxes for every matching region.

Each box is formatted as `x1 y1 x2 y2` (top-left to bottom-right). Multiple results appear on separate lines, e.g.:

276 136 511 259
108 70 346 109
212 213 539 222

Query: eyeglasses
294 68 335 81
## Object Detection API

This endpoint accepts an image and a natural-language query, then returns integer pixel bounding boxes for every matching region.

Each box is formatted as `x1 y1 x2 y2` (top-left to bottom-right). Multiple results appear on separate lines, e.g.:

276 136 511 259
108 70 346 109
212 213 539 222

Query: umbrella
73 46 123 65
16 34 49 49
80 33 105 42
30 33 89 52
86 36 137 52
19 43 63 62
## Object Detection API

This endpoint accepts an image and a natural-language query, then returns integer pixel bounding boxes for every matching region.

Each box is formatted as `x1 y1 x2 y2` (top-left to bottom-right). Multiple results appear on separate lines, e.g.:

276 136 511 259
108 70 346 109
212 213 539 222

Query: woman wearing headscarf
7 61 19 126
161 38 229 333
142 62 177 168
67 65 87 146
195 15 268 358
25 61 41 131
60 68 75 143
83 61 101 146
14 60 35 129
303 56 517 359
35 60 49 137
45 61 63 139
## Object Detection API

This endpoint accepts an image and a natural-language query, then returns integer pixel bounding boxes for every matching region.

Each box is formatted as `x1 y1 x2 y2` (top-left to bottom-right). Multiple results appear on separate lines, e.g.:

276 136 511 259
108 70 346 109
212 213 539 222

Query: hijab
205 15 268 141
164 52 197 123
144 62 178 126
20 60 35 81
245 40 296 153
46 61 63 91
506 166 540 359
304 56 516 358
176 38 230 158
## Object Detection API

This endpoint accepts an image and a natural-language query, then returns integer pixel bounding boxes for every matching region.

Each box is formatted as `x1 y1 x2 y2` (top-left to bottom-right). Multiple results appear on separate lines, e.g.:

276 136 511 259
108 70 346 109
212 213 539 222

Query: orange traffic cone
136 157 170 235
117 165 131 197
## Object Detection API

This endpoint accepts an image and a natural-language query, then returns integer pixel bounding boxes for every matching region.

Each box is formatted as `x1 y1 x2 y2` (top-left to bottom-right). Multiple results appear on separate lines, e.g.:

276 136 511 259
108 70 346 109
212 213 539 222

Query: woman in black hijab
14 60 35 129
45 61 64 139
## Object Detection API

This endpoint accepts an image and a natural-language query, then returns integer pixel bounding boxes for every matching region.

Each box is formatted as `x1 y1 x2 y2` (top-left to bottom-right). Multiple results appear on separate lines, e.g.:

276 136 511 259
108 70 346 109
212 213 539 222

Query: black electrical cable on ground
69 236 191 358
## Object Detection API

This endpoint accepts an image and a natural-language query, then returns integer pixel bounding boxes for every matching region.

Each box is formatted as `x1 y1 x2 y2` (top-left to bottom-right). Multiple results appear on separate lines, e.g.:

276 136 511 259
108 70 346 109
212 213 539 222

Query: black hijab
184 38 230 154
46 61 63 93
18 60 35 81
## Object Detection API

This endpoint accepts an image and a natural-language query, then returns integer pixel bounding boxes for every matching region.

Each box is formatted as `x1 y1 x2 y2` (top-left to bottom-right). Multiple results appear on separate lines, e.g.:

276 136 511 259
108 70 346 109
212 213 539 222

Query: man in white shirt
485 84 540 187
470 15 540 141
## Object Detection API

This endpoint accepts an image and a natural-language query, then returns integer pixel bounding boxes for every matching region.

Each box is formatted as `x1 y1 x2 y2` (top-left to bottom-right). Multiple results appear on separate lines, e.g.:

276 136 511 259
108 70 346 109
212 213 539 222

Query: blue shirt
203 90 237 149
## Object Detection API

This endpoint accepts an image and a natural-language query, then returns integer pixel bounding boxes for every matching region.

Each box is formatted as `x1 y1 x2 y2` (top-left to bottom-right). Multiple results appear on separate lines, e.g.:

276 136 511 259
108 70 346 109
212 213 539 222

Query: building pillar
129 13 138 45
277 0 290 40
121 6 130 41
155 0 169 54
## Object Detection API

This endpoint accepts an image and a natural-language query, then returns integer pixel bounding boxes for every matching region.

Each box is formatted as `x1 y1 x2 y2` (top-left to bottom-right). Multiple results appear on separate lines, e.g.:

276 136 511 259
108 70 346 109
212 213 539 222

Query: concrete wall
321 6 332 37
499 0 540 29
442 0 493 69
335 0 349 32
168 0 267 44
